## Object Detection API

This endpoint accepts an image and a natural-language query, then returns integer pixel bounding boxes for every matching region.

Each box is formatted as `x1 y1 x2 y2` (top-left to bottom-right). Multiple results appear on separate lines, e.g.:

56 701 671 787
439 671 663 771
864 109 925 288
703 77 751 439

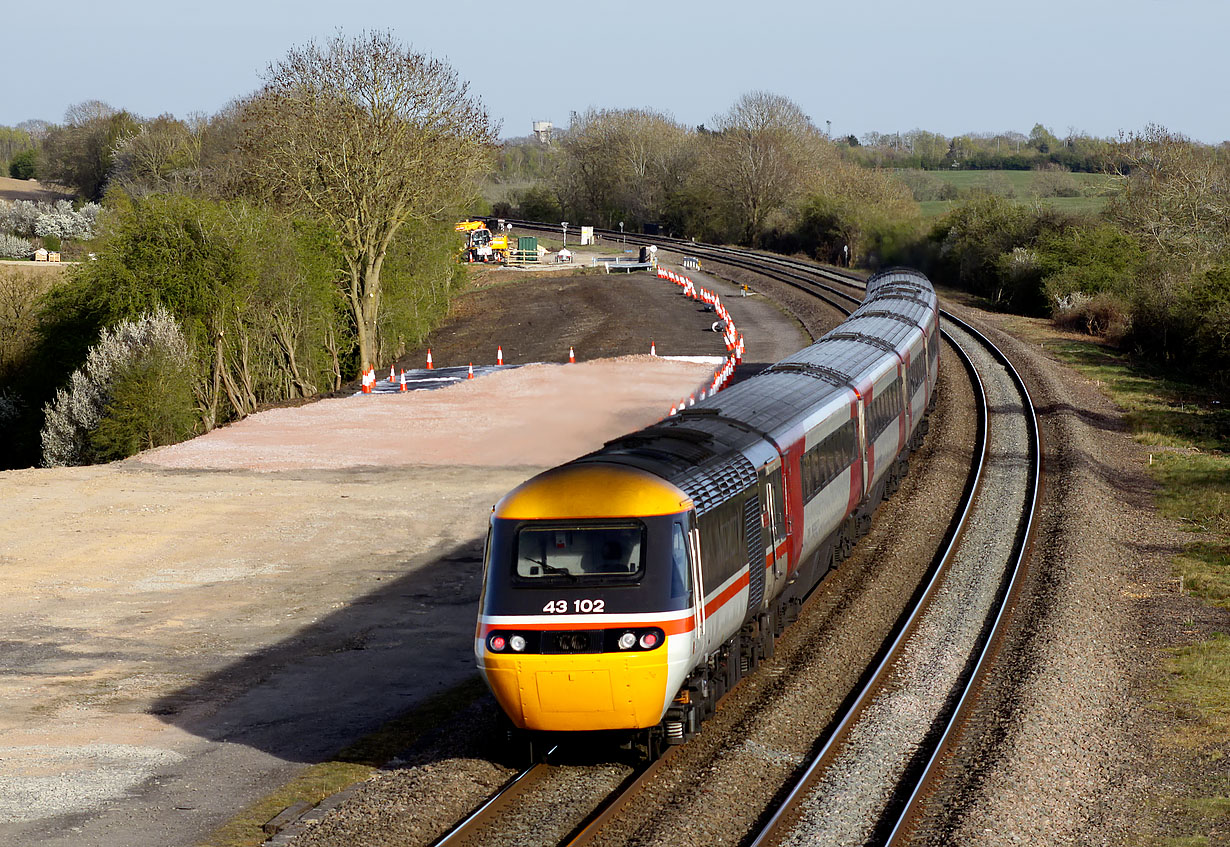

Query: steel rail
429 762 548 847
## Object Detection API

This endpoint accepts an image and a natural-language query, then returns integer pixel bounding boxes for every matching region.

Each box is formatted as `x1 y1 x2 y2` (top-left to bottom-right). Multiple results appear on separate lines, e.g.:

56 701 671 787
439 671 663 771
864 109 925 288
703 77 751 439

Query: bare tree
1109 125 1230 262
40 101 139 200
704 92 819 244
243 31 495 370
558 108 692 226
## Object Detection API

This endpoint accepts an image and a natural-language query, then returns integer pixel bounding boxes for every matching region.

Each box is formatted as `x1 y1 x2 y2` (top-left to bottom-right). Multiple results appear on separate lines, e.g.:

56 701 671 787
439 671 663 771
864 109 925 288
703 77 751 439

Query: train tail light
488 635 506 652
638 632 658 649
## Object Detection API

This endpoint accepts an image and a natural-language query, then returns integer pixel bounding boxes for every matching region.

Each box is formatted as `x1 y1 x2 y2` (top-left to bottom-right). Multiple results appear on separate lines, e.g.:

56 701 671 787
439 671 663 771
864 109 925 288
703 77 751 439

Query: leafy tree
242 31 495 371
36 194 345 431
0 234 32 258
1035 224 1145 305
931 195 1070 311
9 149 36 179
109 114 200 196
1028 123 1059 155
518 184 562 222
784 158 918 265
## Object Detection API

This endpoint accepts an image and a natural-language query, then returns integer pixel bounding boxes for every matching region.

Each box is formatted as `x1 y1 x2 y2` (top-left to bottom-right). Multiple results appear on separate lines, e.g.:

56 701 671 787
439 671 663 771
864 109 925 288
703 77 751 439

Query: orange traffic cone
467 363 474 379
426 349 434 370
497 345 504 366
389 364 395 382
399 370 407 392
569 346 575 363
650 341 657 356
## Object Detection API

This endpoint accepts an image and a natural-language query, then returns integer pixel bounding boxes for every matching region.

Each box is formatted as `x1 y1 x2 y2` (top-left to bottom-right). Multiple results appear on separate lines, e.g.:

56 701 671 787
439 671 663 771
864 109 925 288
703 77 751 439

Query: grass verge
1011 320 1229 844
200 675 490 847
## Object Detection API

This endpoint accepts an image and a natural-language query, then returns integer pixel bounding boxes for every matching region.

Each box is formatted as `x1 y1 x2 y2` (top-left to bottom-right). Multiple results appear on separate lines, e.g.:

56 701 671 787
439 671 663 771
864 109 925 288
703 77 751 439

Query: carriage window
670 522 691 600
515 523 645 581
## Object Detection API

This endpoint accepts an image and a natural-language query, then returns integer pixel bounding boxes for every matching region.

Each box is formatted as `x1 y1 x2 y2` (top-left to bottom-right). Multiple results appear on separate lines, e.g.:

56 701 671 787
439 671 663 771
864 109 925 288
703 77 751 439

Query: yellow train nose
482 650 669 731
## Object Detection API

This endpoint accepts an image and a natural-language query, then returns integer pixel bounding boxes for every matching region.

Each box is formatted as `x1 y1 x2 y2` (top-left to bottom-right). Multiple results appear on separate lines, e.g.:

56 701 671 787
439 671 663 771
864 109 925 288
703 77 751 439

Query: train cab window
514 523 645 581
670 522 692 600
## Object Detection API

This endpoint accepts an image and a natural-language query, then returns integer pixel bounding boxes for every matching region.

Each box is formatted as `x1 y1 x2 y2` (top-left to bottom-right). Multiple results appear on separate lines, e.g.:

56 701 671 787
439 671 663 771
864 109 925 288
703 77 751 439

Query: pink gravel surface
140 357 718 472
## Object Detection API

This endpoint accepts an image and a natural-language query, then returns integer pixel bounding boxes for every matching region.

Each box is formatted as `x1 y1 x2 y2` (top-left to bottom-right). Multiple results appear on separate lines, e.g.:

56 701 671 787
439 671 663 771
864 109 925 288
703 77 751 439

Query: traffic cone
569 346 575 363
467 363 474 379
399 370 407 392
497 345 504 366
426 349 434 370
688 394 696 407
389 364 395 382
668 404 677 416
650 341 657 356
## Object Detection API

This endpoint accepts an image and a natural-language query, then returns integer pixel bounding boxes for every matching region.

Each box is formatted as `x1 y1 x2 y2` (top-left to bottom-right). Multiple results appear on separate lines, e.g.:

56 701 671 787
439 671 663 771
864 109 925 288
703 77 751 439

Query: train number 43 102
543 599 605 613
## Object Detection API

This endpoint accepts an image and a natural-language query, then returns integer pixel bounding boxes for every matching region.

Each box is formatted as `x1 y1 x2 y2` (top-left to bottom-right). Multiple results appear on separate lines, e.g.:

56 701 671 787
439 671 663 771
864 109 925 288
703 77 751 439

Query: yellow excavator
456 220 509 263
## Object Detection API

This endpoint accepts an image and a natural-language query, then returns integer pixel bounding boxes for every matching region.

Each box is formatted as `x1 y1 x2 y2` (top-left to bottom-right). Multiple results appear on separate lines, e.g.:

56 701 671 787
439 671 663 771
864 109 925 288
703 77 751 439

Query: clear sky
4 0 1226 144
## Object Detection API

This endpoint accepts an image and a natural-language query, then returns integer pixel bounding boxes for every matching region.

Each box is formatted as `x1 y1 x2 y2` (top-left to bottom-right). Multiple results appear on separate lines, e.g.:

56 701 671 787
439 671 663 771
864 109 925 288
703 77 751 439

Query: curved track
415 231 1039 847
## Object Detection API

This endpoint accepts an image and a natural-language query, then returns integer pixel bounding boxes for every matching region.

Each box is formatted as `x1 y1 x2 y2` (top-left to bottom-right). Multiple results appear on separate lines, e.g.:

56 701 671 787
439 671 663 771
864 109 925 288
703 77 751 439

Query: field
919 194 1110 218
0 176 74 203
911 169 1119 219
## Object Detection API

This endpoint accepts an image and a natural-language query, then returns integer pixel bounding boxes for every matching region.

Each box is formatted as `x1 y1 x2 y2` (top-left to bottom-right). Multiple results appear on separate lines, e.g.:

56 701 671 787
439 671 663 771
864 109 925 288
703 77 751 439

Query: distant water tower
533 121 554 144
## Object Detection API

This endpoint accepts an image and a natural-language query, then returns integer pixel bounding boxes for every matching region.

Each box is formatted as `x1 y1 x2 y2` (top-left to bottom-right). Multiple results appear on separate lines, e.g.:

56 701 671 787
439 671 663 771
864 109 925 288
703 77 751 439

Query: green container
518 236 537 252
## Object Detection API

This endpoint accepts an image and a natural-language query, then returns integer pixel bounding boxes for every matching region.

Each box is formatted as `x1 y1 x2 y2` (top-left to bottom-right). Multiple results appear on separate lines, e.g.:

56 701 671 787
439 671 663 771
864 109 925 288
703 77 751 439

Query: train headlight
509 634 527 652
488 634 506 652
617 632 637 650
639 631 659 649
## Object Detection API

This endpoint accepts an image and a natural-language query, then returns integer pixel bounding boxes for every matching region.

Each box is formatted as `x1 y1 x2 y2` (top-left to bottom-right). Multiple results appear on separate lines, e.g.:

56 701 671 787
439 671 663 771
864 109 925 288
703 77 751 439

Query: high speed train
475 268 940 757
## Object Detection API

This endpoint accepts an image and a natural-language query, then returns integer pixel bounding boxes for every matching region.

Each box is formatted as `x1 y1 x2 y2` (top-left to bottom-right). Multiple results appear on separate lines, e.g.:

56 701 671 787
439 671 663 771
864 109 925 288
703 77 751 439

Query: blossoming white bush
41 306 190 466
0 233 32 258
0 199 100 241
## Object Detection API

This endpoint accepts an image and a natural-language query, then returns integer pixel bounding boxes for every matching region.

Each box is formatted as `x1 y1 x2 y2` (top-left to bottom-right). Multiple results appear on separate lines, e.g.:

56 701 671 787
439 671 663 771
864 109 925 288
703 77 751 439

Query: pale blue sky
5 0 1226 143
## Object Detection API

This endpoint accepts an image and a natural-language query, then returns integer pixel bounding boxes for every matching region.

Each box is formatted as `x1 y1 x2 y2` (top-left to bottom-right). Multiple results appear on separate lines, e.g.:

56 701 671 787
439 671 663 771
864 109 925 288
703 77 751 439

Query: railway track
289 234 1040 847
429 751 670 847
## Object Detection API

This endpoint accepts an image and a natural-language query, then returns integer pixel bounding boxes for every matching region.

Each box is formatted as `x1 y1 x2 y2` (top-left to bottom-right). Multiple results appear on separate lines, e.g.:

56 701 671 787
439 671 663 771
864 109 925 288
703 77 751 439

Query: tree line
0 31 494 470
489 92 917 266
487 114 1228 399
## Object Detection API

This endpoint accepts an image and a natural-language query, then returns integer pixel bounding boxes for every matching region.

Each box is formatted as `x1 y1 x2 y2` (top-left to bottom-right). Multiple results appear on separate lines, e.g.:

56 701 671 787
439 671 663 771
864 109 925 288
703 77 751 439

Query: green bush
89 346 196 461
42 235 60 252
8 149 36 180
1037 224 1146 305
517 185 562 223
930 195 1061 312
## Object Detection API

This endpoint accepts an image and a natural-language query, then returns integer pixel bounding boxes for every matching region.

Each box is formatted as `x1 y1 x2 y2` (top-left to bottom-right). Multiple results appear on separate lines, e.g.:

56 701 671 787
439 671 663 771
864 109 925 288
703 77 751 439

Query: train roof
572 268 936 514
